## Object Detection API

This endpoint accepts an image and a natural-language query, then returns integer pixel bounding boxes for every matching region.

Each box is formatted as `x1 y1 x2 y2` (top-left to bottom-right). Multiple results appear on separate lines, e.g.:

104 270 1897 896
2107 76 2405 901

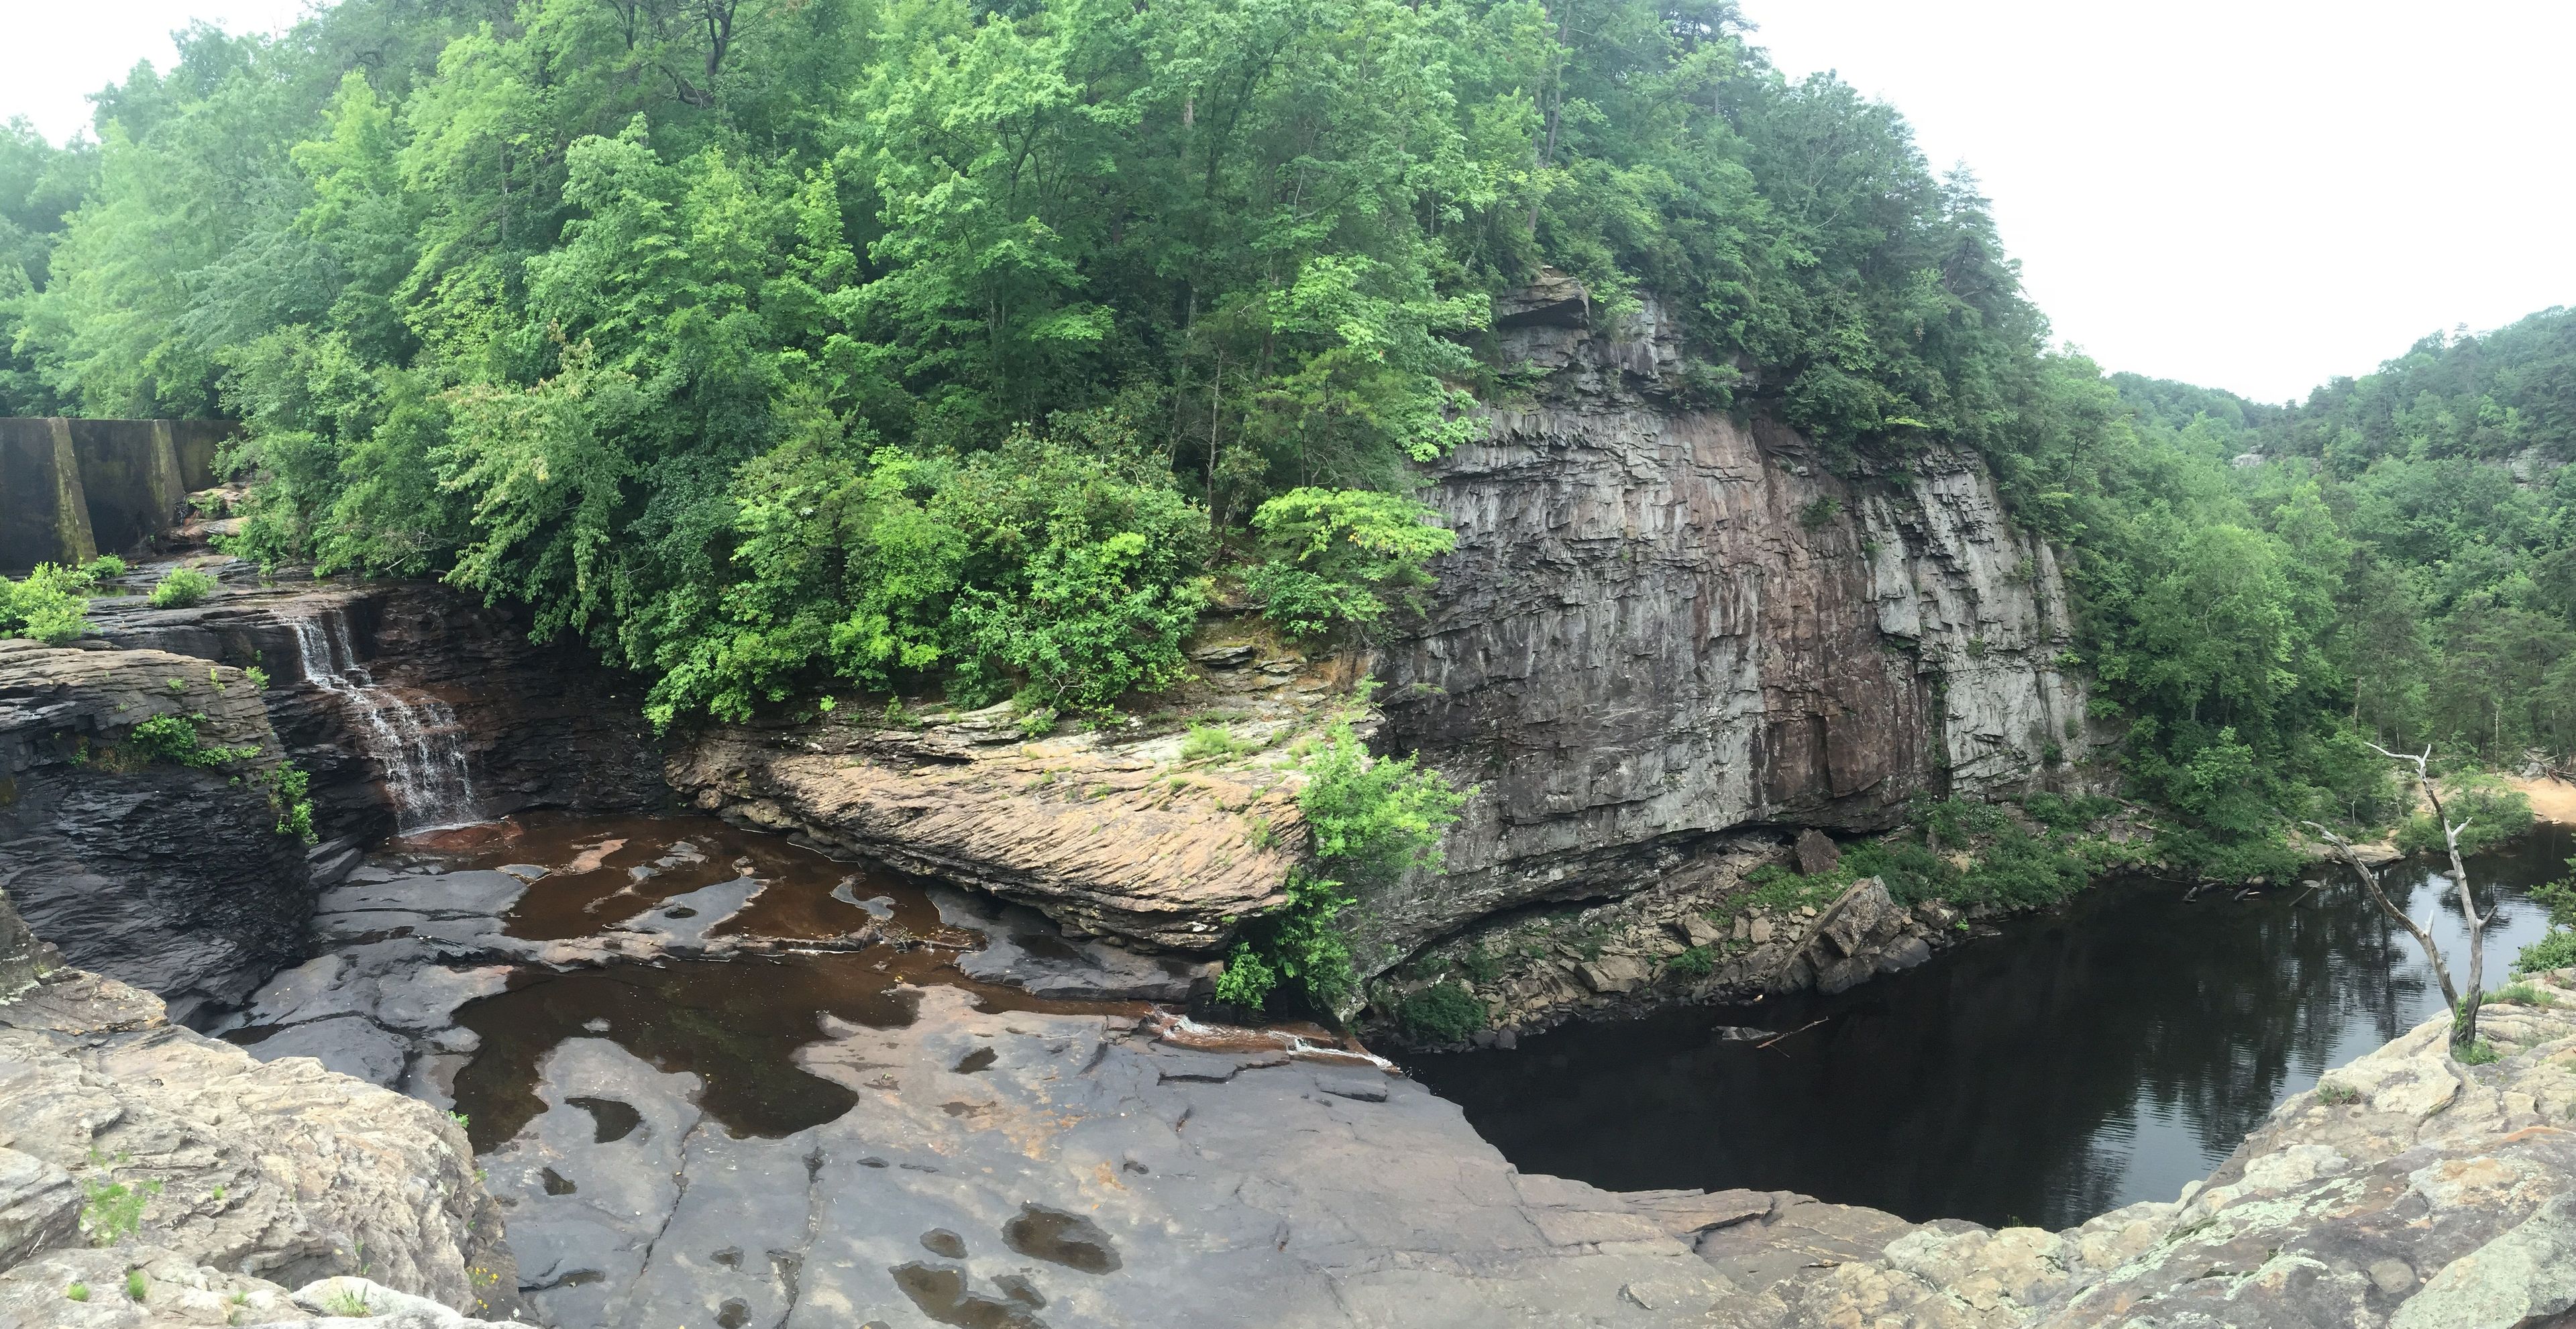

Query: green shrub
1294 721 1468 887
1394 981 1484 1043
84 555 128 581
2516 874 2576 975
2396 776 2532 856
0 564 90 644
2313 1081 2361 1106
127 714 259 769
1213 943 1279 1009
124 1269 146 1301
147 567 218 609
1219 871 1358 1014
263 764 317 843
1668 945 1715 979
2457 1039 2501 1066
1246 488 1456 640
1180 723 1244 761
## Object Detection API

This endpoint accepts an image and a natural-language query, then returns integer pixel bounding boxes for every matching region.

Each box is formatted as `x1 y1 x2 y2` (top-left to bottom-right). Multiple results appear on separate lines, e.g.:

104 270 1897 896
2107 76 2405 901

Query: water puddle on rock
1411 828 2572 1230
380 813 1151 1153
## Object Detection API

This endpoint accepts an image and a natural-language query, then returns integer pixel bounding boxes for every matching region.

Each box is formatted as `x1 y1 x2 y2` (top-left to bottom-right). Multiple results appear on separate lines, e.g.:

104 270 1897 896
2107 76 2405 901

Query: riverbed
1409 830 2570 1230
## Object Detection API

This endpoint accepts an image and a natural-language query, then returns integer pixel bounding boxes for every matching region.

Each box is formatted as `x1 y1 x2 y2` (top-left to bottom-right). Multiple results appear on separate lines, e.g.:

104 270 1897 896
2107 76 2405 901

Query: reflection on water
400 814 1145 1151
1408 828 2569 1229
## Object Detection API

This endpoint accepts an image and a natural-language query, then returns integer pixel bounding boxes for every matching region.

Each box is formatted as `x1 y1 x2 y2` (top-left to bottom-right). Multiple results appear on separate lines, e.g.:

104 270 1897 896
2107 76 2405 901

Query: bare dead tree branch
2359 741 2491 1052
2303 821 2461 1013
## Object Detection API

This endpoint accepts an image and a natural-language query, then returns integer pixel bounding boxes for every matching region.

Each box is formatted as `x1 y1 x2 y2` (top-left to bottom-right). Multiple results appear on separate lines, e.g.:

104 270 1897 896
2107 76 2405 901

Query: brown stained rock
671 735 1307 952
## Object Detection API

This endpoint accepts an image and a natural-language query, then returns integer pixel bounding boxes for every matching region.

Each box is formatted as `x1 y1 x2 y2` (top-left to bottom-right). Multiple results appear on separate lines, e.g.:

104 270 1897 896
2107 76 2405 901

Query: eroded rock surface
669 647 1358 951
1371 290 2096 961
0 639 311 1019
0 888 524 1328
483 985 1742 1328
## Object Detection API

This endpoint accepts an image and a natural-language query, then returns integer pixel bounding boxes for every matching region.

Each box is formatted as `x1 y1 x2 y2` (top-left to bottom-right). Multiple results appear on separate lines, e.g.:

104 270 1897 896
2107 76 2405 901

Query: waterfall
289 613 482 833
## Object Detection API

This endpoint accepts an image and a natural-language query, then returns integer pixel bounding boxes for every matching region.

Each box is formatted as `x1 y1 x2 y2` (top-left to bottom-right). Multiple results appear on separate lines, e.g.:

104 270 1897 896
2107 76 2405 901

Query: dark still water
1409 829 2569 1230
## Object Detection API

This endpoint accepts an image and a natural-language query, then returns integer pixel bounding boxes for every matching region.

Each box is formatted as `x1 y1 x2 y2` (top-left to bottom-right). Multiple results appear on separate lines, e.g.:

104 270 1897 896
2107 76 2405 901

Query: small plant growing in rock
148 567 218 609
2457 1039 2502 1066
64 1282 87 1302
2490 981 2557 1008
123 1269 146 1301
1668 946 1715 979
1796 495 1842 531
2313 1081 2361 1106
82 1176 161 1244
1181 723 1244 760
321 1284 374 1316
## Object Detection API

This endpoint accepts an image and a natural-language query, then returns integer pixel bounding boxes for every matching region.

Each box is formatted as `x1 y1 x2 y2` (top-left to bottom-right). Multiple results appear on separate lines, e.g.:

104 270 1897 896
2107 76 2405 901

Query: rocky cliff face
0 639 311 1022
89 576 665 851
1371 286 2092 959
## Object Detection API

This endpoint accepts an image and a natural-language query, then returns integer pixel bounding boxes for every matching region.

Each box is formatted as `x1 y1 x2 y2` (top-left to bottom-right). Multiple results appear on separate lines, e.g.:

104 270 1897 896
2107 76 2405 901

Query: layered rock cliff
0 640 311 1021
1368 286 2092 959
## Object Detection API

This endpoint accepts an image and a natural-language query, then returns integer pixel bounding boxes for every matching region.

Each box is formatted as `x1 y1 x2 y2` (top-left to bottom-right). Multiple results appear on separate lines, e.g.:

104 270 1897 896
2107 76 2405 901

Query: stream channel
257 805 2567 1240
1409 829 2571 1230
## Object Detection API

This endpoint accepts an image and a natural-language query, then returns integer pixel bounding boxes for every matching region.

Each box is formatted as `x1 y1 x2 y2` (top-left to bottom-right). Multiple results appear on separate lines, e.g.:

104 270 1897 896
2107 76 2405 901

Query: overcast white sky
6 0 2572 401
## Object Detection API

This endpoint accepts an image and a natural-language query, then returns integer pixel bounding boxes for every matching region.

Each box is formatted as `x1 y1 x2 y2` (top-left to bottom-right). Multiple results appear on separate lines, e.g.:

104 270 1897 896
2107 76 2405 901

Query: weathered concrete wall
0 419 96 572
0 418 235 570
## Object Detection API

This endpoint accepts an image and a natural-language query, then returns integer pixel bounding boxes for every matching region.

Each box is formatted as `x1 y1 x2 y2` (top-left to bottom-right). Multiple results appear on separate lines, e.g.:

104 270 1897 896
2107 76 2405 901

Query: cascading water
290 613 482 832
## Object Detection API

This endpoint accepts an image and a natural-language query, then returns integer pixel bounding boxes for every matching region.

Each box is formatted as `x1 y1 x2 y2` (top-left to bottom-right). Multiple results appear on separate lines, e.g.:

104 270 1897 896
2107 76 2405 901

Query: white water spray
289 613 481 832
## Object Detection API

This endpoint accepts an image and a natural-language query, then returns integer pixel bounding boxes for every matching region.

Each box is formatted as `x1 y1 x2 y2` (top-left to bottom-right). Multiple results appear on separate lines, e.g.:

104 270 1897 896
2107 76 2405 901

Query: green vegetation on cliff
1 0 2073 727
8 1 2575 878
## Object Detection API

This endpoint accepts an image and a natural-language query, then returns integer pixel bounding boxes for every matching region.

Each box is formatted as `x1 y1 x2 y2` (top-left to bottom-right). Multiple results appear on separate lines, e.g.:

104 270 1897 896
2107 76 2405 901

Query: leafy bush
127 714 260 769
147 567 217 609
1218 871 1358 1014
1245 488 1455 640
0 565 89 644
2517 873 2576 975
642 427 1209 726
1224 723 1468 1018
1294 721 1469 887
1668 946 1715 979
84 555 127 580
263 764 317 843
1394 981 1484 1043
2396 776 2534 856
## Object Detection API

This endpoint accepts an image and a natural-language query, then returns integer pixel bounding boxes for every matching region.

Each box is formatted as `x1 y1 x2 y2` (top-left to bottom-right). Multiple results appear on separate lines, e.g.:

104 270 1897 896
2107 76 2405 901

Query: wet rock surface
85 574 665 846
482 985 1738 1329
0 639 312 1020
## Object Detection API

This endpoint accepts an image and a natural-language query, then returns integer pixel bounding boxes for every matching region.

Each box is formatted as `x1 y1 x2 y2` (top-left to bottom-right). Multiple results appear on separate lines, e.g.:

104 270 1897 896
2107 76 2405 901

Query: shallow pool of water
1408 829 2571 1230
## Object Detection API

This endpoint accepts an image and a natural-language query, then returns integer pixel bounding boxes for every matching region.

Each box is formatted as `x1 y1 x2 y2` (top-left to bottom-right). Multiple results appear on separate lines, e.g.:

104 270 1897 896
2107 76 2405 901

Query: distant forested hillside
5 0 2573 874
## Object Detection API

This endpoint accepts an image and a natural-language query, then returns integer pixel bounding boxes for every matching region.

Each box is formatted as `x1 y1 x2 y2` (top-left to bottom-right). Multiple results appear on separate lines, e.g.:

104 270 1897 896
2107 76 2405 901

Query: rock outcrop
1704 968 2576 1328
0 639 311 1020
0 892 523 1328
87 575 665 849
1371 285 2094 959
669 635 1360 951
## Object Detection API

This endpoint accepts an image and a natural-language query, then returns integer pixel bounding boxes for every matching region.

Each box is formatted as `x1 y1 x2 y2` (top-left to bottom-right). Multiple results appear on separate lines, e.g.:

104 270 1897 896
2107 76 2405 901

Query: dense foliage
3 0 2070 727
11 0 2576 881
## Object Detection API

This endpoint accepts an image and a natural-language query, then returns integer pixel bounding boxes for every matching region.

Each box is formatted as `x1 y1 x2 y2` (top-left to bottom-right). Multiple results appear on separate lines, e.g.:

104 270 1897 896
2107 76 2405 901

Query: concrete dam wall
0 417 233 570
